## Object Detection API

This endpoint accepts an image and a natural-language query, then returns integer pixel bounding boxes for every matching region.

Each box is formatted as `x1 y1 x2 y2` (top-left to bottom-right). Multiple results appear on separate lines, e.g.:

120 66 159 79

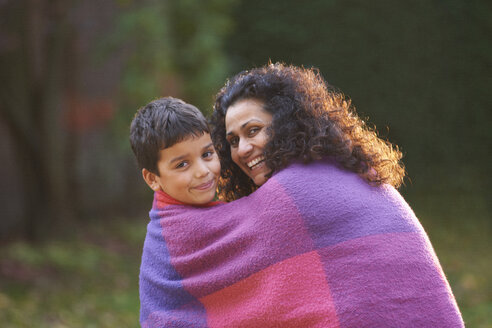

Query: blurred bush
226 0 492 200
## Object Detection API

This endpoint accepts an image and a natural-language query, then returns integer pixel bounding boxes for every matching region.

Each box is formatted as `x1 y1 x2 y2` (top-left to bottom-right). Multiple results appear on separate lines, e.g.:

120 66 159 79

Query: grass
408 190 491 328
0 218 147 328
0 194 490 327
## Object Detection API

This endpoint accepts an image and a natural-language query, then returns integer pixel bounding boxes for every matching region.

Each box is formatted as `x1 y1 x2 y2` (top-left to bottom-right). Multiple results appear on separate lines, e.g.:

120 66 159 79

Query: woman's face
225 99 273 186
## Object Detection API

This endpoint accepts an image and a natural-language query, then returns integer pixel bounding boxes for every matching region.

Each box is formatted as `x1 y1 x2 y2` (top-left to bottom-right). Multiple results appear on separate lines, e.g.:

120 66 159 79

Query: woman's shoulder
269 160 412 215
272 160 363 188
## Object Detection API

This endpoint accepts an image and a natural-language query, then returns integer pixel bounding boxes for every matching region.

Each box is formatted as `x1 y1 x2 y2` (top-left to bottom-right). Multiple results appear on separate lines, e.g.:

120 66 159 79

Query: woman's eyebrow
226 119 262 136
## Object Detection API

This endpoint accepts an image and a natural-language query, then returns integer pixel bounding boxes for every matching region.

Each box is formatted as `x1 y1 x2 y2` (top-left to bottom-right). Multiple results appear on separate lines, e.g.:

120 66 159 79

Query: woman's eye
228 137 239 147
248 127 260 136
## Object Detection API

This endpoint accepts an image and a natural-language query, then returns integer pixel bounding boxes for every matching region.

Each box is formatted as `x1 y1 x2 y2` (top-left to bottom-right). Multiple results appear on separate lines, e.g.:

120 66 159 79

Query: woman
211 63 405 201
207 63 464 326
140 63 463 327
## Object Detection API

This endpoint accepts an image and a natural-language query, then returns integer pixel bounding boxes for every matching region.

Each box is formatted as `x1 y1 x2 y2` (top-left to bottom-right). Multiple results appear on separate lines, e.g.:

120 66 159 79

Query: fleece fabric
139 161 464 328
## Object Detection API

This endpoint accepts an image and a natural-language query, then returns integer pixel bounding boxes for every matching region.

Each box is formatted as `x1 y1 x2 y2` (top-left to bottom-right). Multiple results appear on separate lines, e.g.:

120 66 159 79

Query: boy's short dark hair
130 97 209 175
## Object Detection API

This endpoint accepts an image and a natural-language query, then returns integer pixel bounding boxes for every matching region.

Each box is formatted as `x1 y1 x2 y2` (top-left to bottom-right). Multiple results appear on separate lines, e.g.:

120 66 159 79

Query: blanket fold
139 161 463 328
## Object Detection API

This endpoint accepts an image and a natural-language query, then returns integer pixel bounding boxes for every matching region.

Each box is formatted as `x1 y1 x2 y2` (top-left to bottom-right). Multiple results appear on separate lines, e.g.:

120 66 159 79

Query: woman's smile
247 155 265 169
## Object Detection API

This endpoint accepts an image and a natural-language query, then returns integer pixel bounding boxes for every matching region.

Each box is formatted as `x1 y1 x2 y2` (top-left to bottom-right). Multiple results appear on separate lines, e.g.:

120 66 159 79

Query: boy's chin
188 191 217 205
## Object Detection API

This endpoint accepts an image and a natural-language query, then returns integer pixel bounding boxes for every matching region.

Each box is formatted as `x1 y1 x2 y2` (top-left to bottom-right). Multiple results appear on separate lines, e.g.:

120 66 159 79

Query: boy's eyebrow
226 119 262 136
169 154 188 164
169 143 214 164
202 142 214 150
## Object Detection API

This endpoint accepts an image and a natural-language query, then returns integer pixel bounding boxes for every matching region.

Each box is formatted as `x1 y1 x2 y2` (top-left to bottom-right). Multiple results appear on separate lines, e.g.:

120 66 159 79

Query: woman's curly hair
211 63 405 201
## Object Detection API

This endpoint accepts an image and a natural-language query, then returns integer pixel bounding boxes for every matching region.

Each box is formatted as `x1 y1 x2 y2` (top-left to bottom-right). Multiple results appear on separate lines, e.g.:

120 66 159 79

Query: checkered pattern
139 162 463 327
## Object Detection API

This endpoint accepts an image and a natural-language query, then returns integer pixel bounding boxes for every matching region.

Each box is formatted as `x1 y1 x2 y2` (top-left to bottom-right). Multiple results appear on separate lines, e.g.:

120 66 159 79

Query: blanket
139 161 463 327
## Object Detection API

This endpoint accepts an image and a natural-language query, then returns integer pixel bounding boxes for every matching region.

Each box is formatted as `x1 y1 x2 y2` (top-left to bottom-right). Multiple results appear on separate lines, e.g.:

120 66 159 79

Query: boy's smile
149 133 220 205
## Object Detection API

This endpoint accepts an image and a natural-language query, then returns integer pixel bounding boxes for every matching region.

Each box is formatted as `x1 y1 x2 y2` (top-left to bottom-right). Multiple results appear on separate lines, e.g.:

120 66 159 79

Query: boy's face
144 133 221 205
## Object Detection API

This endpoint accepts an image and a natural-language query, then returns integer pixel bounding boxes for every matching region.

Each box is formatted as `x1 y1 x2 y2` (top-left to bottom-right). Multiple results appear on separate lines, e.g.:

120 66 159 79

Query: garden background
0 0 490 327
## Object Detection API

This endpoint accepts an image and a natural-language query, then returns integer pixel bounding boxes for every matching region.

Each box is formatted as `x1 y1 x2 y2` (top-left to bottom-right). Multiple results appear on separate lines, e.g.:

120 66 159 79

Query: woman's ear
142 168 162 191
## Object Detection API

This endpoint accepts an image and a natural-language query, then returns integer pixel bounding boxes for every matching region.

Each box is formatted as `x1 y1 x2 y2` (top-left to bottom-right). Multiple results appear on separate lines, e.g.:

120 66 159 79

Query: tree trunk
0 0 74 241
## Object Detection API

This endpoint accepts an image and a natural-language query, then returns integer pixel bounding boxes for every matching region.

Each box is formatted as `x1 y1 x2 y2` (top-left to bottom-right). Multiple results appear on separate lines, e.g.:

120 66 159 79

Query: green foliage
226 0 492 193
169 0 238 111
106 0 238 150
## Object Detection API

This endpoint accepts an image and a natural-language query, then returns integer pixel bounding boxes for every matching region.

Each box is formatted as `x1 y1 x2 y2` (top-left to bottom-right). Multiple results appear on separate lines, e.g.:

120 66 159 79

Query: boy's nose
195 161 210 178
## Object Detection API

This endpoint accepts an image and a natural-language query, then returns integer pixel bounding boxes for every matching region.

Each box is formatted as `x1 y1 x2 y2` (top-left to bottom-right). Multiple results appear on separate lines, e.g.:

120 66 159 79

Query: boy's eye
202 150 214 158
176 161 188 169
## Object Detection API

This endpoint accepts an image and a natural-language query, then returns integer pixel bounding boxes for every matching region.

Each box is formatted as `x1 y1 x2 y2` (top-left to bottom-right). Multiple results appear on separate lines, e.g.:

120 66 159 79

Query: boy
129 97 221 326
130 97 220 205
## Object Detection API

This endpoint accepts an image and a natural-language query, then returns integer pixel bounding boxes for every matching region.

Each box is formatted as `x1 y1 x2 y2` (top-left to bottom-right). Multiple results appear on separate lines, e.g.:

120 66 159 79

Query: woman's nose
237 139 253 157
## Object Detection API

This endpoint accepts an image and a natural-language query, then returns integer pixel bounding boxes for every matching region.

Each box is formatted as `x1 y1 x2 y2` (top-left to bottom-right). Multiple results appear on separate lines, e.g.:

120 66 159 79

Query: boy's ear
142 168 162 192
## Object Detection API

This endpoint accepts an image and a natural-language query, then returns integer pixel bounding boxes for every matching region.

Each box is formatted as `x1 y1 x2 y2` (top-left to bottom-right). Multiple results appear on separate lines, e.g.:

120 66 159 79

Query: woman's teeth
247 156 265 169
